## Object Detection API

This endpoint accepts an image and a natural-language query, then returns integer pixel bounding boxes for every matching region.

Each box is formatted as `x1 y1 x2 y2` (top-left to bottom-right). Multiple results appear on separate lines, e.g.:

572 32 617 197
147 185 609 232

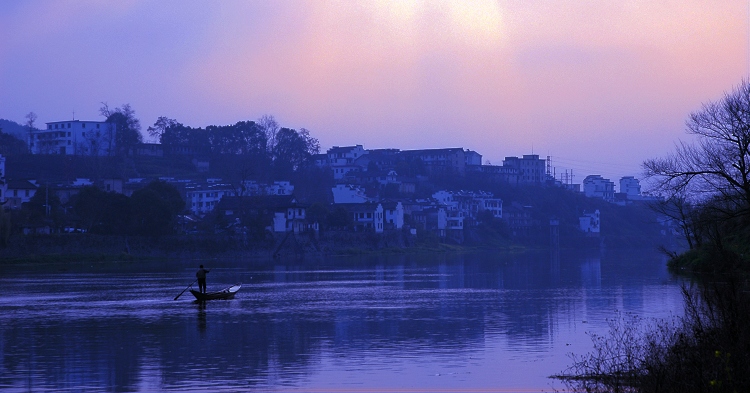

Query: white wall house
274 204 306 233
433 190 502 221
583 175 615 202
326 145 369 179
476 195 503 219
579 210 600 235
267 181 295 195
619 176 641 199
3 179 38 209
32 120 112 155
186 186 235 216
336 202 385 233
383 201 404 229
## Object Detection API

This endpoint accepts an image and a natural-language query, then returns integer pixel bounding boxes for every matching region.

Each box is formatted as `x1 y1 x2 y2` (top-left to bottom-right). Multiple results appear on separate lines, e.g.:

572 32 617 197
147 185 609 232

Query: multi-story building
583 175 615 202
502 154 546 184
32 120 112 155
619 176 641 199
324 145 368 180
186 185 236 216
401 148 467 175
464 150 482 166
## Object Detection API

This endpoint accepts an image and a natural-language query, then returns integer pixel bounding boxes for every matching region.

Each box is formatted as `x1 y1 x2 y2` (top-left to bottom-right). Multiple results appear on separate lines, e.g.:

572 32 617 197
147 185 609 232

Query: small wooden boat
190 283 241 301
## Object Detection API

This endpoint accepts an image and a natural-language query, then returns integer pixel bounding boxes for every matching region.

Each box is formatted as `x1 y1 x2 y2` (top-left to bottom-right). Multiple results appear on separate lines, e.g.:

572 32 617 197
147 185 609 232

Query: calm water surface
0 249 684 392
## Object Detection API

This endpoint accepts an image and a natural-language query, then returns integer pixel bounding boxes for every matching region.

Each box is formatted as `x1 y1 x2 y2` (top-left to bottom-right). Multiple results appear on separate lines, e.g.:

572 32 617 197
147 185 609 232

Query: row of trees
23 181 184 237
147 114 320 177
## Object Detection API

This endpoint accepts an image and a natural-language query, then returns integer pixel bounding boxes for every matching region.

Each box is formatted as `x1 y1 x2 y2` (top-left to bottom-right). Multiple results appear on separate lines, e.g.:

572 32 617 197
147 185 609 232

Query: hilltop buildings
5 120 662 242
31 120 112 156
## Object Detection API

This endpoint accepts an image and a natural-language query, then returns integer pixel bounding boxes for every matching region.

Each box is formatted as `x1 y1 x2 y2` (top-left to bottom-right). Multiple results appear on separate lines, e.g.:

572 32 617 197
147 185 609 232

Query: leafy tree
147 116 178 143
326 206 353 230
100 103 143 156
273 127 320 176
0 130 29 155
306 202 328 226
73 186 108 233
72 186 132 235
207 121 266 156
130 180 184 236
160 122 209 153
0 206 10 247
25 185 62 226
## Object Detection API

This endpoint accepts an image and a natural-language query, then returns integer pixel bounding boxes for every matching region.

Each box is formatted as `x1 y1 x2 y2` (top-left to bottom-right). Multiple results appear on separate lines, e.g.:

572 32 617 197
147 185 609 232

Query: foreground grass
553 276 750 392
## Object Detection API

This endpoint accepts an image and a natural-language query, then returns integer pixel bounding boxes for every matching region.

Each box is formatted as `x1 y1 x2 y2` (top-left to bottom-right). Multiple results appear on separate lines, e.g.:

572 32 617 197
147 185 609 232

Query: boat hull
190 284 241 301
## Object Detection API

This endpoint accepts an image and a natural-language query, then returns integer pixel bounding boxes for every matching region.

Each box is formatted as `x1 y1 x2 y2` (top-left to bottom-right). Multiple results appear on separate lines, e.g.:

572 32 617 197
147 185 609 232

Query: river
0 249 684 392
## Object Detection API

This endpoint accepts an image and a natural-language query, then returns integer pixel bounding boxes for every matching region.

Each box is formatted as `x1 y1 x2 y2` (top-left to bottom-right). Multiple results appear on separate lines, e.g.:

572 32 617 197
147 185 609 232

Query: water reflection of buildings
0 251 679 391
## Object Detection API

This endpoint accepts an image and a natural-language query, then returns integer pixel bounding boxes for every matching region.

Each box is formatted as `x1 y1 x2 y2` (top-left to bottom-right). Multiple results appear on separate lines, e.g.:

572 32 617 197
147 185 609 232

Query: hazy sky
1 1 747 184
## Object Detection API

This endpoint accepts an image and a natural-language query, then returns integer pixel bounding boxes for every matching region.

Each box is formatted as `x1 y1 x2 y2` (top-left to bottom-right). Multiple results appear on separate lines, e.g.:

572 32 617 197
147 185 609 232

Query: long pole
174 279 198 300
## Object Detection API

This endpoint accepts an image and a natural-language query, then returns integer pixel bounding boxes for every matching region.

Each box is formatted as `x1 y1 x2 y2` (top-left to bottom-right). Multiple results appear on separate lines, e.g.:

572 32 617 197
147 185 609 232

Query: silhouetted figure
196 265 210 293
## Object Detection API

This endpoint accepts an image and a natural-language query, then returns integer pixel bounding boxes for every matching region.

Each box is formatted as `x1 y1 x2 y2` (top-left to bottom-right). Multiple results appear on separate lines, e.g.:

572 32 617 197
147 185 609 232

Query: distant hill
0 118 30 140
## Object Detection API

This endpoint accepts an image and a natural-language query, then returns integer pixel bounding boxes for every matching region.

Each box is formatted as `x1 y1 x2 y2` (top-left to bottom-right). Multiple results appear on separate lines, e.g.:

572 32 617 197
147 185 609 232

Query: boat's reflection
196 301 207 333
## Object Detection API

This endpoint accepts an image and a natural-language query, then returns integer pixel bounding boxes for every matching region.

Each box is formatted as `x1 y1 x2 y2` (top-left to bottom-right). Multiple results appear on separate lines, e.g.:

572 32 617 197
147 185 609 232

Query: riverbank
0 232 530 263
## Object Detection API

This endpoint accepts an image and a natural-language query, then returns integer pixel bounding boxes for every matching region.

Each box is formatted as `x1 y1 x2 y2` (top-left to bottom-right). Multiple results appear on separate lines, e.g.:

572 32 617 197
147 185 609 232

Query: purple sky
1 1 747 184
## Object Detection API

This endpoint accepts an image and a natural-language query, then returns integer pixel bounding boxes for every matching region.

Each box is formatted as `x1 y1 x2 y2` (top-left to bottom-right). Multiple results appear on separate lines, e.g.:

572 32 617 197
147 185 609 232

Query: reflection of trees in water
0 250 674 390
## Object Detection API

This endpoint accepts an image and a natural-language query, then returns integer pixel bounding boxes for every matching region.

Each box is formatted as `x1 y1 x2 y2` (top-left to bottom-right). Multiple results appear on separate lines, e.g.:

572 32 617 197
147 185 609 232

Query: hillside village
0 116 670 255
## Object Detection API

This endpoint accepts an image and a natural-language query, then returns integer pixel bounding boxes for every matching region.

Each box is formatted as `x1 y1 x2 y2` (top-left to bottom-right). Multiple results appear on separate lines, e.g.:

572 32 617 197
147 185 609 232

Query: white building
186 186 236 216
503 154 546 184
579 210 600 235
619 176 641 199
583 175 615 202
32 120 112 155
464 149 483 166
242 180 295 196
383 201 405 230
325 145 369 180
3 179 38 209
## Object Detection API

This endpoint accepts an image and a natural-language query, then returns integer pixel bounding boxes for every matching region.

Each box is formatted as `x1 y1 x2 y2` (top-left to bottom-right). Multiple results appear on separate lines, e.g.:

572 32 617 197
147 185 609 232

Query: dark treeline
25 181 184 238
147 114 320 180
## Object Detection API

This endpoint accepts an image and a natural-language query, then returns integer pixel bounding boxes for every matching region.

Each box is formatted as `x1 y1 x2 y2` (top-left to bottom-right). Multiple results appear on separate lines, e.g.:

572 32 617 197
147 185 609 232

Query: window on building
48 125 52 129
82 132 85 137
96 124 100 129
68 123 71 128
67 132 71 137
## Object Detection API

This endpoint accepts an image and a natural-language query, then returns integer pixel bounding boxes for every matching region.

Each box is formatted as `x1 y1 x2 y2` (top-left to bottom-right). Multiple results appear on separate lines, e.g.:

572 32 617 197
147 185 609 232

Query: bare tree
25 111 37 151
644 80 750 215
257 114 279 154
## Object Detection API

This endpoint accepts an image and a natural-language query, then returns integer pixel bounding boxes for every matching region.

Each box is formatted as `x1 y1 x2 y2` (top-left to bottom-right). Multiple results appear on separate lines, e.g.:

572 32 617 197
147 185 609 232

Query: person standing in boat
196 265 210 293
